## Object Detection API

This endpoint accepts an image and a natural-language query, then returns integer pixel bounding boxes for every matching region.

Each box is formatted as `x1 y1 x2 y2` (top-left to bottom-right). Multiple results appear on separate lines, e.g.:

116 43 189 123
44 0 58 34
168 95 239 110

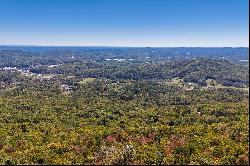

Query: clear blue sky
0 0 249 47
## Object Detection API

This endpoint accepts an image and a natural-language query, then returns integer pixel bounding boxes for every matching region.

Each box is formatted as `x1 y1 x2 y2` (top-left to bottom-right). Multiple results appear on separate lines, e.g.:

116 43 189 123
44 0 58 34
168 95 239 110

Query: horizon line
0 44 249 48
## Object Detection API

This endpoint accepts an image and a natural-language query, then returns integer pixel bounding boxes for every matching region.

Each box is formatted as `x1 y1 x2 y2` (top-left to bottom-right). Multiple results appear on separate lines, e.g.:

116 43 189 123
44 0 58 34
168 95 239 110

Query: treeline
0 47 249 67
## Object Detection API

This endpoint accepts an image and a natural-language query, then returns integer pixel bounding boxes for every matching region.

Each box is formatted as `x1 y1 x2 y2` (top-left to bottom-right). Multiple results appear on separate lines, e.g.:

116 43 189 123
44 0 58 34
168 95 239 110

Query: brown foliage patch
164 135 186 155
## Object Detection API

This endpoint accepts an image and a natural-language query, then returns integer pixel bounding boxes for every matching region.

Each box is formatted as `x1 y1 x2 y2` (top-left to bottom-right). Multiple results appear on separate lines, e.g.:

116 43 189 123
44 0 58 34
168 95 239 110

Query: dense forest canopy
0 47 249 165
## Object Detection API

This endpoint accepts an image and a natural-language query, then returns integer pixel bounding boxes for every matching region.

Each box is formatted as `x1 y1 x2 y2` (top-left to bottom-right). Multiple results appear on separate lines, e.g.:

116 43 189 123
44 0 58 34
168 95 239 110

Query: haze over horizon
0 0 249 47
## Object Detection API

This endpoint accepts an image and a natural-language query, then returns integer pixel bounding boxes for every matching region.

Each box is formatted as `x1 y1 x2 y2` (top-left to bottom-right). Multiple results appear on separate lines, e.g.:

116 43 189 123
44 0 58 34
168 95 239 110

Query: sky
0 0 249 47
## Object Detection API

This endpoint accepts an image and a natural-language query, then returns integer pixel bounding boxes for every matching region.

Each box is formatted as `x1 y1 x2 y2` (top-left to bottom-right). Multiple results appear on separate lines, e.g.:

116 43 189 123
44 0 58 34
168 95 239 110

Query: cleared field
206 79 249 92
78 77 96 84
